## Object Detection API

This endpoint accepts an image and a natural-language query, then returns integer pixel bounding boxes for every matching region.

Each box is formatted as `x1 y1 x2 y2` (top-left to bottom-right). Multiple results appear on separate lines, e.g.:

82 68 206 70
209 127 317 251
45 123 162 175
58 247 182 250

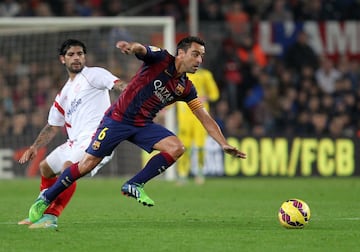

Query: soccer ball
278 199 311 229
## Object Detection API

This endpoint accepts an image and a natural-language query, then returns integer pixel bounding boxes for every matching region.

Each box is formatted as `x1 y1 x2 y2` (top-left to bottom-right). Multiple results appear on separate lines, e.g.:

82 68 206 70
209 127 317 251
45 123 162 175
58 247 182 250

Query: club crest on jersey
92 140 101 150
175 84 184 96
149 46 161 52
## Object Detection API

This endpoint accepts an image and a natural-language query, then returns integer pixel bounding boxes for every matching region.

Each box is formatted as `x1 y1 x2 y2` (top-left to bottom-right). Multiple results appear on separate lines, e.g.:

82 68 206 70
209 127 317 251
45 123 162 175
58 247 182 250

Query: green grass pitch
1 177 360 252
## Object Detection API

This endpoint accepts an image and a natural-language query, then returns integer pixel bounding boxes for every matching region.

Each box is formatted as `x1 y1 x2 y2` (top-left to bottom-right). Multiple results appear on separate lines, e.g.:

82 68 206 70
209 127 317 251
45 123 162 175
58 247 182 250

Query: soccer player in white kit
18 39 124 229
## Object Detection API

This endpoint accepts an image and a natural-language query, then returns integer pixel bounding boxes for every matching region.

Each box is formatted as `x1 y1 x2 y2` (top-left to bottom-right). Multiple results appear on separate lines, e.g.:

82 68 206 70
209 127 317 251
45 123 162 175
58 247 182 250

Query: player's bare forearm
206 121 246 158
32 124 59 149
193 108 246 159
19 124 59 164
116 41 147 56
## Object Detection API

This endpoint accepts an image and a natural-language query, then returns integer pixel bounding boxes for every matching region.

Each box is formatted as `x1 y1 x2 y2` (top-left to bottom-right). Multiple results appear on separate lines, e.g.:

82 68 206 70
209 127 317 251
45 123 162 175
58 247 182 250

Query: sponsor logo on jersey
67 98 82 117
153 80 174 103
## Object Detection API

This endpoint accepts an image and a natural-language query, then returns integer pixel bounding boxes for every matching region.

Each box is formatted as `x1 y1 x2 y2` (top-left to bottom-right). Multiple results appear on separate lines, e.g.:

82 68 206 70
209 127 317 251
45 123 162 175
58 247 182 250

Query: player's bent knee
155 136 185 159
177 144 186 157
168 143 185 160
63 160 73 168
39 160 56 178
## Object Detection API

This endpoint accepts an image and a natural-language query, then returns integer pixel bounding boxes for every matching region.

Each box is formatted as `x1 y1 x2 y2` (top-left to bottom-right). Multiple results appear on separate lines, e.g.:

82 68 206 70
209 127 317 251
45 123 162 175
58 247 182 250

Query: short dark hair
58 39 87 56
176 36 205 54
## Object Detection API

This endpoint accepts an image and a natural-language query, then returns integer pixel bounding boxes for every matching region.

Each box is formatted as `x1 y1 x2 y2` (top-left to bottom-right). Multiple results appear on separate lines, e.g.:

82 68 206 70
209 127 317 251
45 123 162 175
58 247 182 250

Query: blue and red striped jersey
107 45 198 126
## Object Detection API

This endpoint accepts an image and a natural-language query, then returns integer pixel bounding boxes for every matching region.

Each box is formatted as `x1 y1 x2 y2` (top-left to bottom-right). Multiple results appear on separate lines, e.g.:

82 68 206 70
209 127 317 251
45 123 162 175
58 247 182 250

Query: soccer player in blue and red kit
28 36 246 222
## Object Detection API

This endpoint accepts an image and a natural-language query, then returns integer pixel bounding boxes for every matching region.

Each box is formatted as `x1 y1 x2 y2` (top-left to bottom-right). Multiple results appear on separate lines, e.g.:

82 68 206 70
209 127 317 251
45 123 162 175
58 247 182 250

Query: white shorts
46 137 113 176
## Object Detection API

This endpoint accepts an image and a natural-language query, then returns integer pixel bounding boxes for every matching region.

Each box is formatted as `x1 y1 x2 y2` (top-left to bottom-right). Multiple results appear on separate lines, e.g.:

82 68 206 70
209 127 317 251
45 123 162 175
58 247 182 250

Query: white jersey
48 66 118 141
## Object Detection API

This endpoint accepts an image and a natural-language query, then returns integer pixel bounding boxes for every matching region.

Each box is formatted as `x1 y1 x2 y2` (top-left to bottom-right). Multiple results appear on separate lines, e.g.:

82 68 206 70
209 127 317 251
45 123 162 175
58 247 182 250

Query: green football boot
28 191 50 223
121 182 155 207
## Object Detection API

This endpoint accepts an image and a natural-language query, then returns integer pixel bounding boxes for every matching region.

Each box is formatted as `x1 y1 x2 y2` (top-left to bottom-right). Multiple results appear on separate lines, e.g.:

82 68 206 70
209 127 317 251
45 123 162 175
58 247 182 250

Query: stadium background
1 0 360 178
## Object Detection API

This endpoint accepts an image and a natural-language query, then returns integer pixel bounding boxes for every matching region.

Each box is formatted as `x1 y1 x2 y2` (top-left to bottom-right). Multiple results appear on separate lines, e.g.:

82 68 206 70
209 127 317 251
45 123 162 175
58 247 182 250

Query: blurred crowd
1 0 359 20
1 0 360 139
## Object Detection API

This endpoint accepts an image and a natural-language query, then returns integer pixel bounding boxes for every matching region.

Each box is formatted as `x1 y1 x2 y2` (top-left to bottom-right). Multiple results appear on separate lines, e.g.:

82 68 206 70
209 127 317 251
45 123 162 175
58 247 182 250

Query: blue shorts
86 116 175 158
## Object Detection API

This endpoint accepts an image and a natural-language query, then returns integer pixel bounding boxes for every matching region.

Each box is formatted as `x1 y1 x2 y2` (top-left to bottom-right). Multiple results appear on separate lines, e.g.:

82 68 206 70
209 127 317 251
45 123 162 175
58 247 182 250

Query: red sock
40 175 57 191
45 181 77 217
40 175 77 217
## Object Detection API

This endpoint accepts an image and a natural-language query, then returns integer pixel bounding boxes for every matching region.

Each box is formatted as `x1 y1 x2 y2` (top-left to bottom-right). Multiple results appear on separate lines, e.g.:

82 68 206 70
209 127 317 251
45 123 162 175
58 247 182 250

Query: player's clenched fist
116 41 147 55
116 41 131 54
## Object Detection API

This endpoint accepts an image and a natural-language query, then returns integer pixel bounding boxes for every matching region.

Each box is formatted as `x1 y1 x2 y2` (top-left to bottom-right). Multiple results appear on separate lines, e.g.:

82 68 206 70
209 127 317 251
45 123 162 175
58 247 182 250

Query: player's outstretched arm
116 41 147 56
19 124 59 163
192 107 246 159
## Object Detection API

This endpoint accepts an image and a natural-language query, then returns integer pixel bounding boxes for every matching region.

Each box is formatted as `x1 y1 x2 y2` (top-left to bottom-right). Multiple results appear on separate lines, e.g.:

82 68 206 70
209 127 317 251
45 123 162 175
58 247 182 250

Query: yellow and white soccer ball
278 199 311 229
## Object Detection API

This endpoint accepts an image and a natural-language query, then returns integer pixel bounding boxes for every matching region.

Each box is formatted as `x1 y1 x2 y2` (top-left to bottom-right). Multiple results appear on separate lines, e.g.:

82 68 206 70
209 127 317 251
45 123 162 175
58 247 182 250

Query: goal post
0 17 177 180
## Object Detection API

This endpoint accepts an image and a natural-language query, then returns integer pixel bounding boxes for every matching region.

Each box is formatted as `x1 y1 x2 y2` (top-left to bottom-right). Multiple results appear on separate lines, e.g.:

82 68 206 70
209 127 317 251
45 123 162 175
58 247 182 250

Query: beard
68 64 83 73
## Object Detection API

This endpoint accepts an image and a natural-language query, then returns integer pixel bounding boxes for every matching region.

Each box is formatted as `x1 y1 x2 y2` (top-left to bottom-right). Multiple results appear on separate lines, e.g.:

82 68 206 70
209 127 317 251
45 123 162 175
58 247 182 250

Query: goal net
0 17 176 179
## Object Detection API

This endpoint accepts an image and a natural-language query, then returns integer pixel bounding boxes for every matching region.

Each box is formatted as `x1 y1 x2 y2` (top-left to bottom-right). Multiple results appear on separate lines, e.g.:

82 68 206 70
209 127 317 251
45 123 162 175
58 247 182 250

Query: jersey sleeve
136 45 166 64
183 80 198 103
183 80 203 112
82 67 119 90
48 99 65 127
